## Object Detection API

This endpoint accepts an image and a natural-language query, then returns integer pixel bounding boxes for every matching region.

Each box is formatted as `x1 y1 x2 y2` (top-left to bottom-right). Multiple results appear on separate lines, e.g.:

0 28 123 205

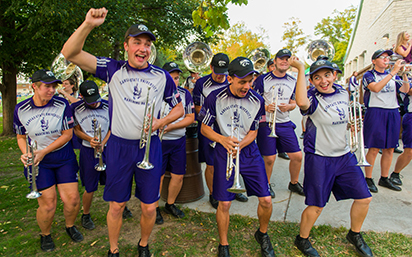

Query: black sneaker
254 229 276 257
346 230 373 257
209 194 219 209
164 203 185 218
365 178 378 193
138 239 151 257
155 207 164 225
300 132 305 139
288 182 305 196
107 249 120 257
40 234 55 252
278 152 290 160
81 213 95 230
235 193 248 202
123 206 133 219
294 235 320 257
394 147 403 154
269 184 276 199
66 225 84 242
218 244 231 257
378 177 401 191
390 172 403 186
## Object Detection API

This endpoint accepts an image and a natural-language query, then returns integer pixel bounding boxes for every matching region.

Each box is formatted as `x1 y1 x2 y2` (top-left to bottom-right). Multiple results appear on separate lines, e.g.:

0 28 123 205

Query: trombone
25 133 42 199
92 118 106 171
268 87 278 138
348 81 370 167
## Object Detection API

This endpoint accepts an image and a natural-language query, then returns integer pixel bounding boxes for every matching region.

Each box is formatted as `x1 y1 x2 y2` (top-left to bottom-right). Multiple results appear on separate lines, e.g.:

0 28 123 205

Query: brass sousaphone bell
51 53 84 88
306 40 335 65
248 48 270 73
183 42 213 73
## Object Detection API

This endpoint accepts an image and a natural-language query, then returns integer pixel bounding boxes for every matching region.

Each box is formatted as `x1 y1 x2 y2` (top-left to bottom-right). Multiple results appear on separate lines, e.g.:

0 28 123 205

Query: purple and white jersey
199 86 265 142
253 72 296 123
348 76 358 92
71 99 110 148
402 83 412 113
193 74 228 107
94 57 181 140
161 87 194 140
13 96 74 151
302 85 350 157
362 69 402 109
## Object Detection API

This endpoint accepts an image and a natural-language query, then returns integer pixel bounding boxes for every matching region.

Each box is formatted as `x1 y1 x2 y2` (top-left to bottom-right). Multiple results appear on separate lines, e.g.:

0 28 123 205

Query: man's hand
85 8 108 28
288 56 305 70
219 136 240 155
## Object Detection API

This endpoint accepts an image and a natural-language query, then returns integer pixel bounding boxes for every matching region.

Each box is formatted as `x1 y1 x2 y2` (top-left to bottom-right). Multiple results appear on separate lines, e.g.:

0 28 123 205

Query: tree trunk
0 66 18 136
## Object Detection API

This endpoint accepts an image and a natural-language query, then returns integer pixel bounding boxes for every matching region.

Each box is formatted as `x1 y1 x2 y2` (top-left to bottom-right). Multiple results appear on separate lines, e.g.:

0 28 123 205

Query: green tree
314 5 357 70
281 17 308 54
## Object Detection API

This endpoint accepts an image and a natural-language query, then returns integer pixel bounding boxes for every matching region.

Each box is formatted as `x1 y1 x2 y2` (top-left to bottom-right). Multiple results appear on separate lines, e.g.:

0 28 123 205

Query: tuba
248 48 270 73
183 42 213 73
51 53 84 90
306 40 335 65
124 43 157 64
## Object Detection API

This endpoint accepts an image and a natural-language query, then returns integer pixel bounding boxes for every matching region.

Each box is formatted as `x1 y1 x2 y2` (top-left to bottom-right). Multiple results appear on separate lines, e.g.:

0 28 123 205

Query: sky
227 0 360 59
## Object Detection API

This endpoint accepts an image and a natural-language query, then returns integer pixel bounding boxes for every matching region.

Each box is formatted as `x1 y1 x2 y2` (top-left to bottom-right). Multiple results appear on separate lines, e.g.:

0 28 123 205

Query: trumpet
137 86 155 170
25 133 42 199
348 81 370 167
158 103 168 141
268 87 278 138
93 118 106 171
226 109 246 193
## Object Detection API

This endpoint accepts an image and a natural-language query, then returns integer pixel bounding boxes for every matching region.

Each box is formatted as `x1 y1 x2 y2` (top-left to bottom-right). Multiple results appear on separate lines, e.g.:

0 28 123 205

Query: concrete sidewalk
170 108 412 236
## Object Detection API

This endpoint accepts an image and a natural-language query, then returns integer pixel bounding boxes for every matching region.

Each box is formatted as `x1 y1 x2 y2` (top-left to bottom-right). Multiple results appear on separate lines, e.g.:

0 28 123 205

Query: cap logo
317 60 326 65
46 71 54 77
332 63 338 68
240 59 250 67
170 63 177 67
87 88 95 95
283 50 289 53
138 25 148 31
218 60 227 67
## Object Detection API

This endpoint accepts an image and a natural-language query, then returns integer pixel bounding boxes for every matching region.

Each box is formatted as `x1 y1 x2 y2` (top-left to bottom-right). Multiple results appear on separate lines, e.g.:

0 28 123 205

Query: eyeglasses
377 56 390 60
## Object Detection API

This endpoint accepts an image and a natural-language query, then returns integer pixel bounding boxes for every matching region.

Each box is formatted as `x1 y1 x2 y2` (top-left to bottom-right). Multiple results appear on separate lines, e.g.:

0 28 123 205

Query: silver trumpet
158 103 168 141
137 86 156 170
268 87 278 138
93 119 106 171
25 133 42 199
226 111 246 193
348 82 370 167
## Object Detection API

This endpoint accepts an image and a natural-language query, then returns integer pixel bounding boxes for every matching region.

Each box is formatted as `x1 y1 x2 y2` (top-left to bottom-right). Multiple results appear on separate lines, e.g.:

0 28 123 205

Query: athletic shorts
257 121 301 156
303 152 372 208
402 113 412 148
363 107 400 149
25 143 79 191
198 125 215 165
212 142 270 201
103 134 162 204
79 145 106 193
162 136 186 175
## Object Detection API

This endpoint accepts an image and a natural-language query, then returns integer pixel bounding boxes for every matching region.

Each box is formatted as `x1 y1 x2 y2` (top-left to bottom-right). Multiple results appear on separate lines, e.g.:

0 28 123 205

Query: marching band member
254 49 304 198
294 58 373 257
61 8 183 257
14 69 83 252
183 70 200 95
155 62 195 224
199 57 275 257
71 80 110 230
362 49 409 193
57 77 81 104
193 53 248 209
394 31 412 64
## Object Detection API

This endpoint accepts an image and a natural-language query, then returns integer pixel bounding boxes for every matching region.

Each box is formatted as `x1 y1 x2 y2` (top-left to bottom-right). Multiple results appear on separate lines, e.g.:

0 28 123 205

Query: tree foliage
314 5 357 70
281 17 308 54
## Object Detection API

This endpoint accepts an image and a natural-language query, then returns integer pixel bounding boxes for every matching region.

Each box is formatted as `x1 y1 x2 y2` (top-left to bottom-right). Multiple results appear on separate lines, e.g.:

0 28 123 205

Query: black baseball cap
275 49 292 59
125 24 156 41
228 57 259 79
371 49 393 60
211 53 229 75
162 62 182 73
309 59 335 75
31 69 61 84
79 80 101 104
267 58 274 68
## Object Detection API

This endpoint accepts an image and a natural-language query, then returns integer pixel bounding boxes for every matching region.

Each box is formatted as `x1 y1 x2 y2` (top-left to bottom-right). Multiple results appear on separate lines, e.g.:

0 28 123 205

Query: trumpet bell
227 185 246 194
248 48 270 73
26 190 42 199
95 163 106 171
183 42 213 73
306 40 335 65
137 160 154 170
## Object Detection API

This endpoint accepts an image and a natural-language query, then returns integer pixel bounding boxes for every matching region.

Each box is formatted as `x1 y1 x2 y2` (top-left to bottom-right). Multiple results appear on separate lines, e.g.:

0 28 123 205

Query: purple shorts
103 134 162 204
212 142 270 201
402 113 412 148
363 108 400 149
198 125 215 165
25 143 79 191
257 121 301 156
162 136 186 175
79 145 106 193
303 152 372 208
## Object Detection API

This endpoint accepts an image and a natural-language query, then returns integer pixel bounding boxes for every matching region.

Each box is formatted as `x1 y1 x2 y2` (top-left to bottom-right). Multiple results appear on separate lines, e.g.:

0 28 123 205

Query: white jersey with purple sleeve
193 74 229 107
13 96 74 151
94 57 181 140
302 85 350 157
162 87 194 140
199 86 265 141
71 99 110 148
253 72 296 123
362 69 402 109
